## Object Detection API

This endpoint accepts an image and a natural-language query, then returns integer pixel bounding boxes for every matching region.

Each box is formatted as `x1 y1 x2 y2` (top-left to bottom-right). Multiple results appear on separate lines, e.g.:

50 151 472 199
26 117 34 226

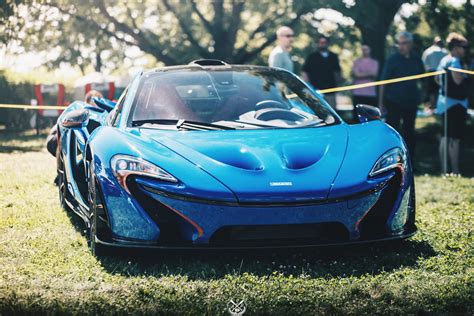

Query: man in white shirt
268 26 294 72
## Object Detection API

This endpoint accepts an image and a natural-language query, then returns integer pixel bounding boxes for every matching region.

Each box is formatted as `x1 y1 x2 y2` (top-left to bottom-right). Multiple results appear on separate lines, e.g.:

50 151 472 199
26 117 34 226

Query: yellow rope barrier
318 70 445 94
318 67 472 94
0 104 68 110
447 67 474 75
0 67 471 110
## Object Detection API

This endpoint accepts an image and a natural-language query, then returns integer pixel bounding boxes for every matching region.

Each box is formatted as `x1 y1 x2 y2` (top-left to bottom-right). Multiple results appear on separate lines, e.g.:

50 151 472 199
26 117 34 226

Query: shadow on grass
91 239 436 281
0 129 49 153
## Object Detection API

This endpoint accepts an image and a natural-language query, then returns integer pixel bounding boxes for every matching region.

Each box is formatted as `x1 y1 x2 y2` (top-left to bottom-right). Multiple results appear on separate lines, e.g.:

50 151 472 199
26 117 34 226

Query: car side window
108 89 128 127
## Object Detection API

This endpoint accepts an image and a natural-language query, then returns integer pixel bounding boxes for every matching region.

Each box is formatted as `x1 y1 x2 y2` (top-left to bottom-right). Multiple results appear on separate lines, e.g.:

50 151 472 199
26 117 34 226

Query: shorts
442 104 467 139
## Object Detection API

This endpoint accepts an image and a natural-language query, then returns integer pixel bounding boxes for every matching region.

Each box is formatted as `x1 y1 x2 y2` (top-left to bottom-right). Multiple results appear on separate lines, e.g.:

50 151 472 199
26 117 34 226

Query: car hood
139 125 348 203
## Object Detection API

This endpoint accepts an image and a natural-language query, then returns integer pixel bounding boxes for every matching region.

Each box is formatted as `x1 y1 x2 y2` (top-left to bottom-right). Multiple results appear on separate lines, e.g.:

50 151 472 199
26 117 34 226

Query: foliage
1 0 472 104
404 0 474 60
0 71 36 130
323 0 410 66
0 118 473 314
3 0 412 80
0 0 23 43
10 0 323 70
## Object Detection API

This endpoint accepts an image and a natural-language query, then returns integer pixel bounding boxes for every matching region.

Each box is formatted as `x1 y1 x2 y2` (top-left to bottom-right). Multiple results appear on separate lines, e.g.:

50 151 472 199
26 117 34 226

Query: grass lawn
0 119 473 315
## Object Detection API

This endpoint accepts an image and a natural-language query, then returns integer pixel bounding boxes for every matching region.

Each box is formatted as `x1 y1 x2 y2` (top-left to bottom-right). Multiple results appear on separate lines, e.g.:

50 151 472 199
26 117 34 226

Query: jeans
385 99 418 160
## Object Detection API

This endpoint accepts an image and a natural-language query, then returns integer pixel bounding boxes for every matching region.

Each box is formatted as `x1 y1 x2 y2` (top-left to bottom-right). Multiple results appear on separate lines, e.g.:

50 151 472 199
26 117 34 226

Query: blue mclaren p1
56 59 416 255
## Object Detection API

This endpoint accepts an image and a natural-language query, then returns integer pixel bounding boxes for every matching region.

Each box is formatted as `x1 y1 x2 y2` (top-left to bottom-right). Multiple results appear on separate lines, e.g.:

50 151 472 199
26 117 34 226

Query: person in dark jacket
302 36 341 108
379 31 425 161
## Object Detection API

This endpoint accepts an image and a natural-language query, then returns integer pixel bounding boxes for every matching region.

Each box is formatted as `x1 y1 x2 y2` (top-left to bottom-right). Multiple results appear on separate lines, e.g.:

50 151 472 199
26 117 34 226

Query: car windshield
130 67 338 130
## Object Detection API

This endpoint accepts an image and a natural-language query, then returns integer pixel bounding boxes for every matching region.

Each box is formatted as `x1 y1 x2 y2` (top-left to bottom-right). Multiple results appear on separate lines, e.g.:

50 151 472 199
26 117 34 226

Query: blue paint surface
56 65 415 246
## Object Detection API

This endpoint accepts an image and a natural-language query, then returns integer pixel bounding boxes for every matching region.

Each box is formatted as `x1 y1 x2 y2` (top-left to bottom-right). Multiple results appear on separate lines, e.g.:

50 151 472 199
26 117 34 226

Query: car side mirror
61 109 89 128
93 97 117 112
355 104 381 123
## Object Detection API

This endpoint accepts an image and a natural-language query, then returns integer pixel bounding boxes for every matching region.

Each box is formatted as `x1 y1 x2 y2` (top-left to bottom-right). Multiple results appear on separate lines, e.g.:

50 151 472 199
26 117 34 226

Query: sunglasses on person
282 34 295 38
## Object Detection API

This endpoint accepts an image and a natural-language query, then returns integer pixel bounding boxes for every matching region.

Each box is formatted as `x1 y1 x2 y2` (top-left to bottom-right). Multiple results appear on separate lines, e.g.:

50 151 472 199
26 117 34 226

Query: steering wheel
255 100 289 110
254 108 304 121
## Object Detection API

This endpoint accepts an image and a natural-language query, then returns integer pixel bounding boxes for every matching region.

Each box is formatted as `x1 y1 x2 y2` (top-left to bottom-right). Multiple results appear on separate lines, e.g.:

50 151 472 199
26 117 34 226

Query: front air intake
209 223 349 246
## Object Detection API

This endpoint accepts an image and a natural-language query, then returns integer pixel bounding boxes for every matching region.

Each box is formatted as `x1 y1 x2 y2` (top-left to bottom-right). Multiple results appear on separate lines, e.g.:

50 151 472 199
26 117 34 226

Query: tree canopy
3 0 472 75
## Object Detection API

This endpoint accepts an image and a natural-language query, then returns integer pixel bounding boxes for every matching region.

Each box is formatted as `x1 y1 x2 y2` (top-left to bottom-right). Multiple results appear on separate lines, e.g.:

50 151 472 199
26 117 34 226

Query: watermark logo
228 299 246 315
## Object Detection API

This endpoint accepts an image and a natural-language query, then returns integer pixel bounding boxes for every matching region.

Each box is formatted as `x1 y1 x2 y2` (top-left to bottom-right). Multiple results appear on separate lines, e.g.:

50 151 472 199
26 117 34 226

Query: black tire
57 150 72 212
87 163 109 257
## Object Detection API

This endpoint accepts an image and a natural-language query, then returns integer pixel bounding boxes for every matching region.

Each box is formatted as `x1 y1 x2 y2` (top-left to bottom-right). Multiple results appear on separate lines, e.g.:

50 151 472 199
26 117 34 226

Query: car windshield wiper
132 119 234 130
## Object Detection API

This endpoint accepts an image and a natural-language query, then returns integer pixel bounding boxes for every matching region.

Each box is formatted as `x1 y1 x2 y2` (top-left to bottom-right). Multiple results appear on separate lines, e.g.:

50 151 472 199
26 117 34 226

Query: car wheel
57 151 72 212
87 163 108 257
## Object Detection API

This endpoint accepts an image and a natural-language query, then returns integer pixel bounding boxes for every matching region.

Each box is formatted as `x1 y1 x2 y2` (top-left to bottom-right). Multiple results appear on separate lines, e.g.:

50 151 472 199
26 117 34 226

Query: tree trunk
95 51 102 72
330 0 406 70
464 0 473 57
358 23 391 71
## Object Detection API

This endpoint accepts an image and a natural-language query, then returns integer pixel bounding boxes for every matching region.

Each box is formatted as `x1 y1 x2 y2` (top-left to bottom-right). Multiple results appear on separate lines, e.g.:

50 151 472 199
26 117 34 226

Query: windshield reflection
131 68 337 130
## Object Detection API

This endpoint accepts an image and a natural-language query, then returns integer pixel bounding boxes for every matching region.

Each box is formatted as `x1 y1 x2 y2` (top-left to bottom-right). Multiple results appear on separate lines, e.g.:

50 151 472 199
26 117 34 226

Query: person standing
268 26 295 72
352 45 379 107
302 36 342 108
422 36 448 109
436 32 469 175
379 31 425 160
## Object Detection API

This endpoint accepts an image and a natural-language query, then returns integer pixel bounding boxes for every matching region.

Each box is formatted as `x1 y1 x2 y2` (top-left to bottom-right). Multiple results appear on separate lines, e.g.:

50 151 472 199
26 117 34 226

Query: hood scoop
196 144 263 171
280 142 327 170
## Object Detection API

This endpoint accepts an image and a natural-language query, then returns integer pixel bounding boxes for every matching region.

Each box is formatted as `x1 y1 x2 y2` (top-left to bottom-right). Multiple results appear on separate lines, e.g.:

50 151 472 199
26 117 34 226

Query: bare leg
448 138 460 175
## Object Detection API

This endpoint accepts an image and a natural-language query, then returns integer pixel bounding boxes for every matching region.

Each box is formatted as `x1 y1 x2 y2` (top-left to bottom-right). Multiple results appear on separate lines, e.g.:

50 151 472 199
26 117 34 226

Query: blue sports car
56 59 416 255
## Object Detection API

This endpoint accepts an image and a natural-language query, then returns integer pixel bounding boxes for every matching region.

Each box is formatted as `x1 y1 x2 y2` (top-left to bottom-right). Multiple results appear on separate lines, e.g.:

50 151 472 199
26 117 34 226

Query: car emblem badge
269 181 293 187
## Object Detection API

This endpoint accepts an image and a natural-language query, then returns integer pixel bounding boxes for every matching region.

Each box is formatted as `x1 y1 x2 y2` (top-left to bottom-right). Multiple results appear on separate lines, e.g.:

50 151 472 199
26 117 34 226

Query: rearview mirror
92 97 117 112
355 104 381 123
61 109 89 128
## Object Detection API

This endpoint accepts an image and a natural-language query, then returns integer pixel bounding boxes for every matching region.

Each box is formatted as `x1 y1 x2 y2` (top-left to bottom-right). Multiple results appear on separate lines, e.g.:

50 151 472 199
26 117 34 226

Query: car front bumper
97 169 416 249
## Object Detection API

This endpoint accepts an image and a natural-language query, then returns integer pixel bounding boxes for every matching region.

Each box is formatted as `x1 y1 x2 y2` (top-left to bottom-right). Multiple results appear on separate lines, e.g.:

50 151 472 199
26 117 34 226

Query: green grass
0 119 473 315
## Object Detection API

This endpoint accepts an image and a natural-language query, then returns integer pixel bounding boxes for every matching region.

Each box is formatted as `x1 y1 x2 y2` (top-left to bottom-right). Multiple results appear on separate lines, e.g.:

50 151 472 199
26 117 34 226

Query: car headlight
111 155 178 193
369 148 406 177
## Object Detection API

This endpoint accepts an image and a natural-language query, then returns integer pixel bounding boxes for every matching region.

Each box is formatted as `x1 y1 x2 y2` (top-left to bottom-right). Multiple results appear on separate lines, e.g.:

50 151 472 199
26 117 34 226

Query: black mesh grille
359 172 402 239
128 179 192 244
210 223 349 246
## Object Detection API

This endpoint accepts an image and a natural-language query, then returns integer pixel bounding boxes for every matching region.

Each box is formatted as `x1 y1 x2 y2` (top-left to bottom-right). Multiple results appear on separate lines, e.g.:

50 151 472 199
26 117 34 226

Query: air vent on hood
280 142 327 170
195 144 263 171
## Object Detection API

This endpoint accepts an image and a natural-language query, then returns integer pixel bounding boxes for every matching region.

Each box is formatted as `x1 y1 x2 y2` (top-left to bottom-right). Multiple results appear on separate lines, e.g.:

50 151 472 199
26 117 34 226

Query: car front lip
94 229 417 250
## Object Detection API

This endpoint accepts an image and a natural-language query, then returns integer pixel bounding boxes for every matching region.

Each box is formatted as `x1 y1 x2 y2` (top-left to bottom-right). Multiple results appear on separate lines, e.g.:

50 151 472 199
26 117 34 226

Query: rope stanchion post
32 99 40 135
443 70 448 174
